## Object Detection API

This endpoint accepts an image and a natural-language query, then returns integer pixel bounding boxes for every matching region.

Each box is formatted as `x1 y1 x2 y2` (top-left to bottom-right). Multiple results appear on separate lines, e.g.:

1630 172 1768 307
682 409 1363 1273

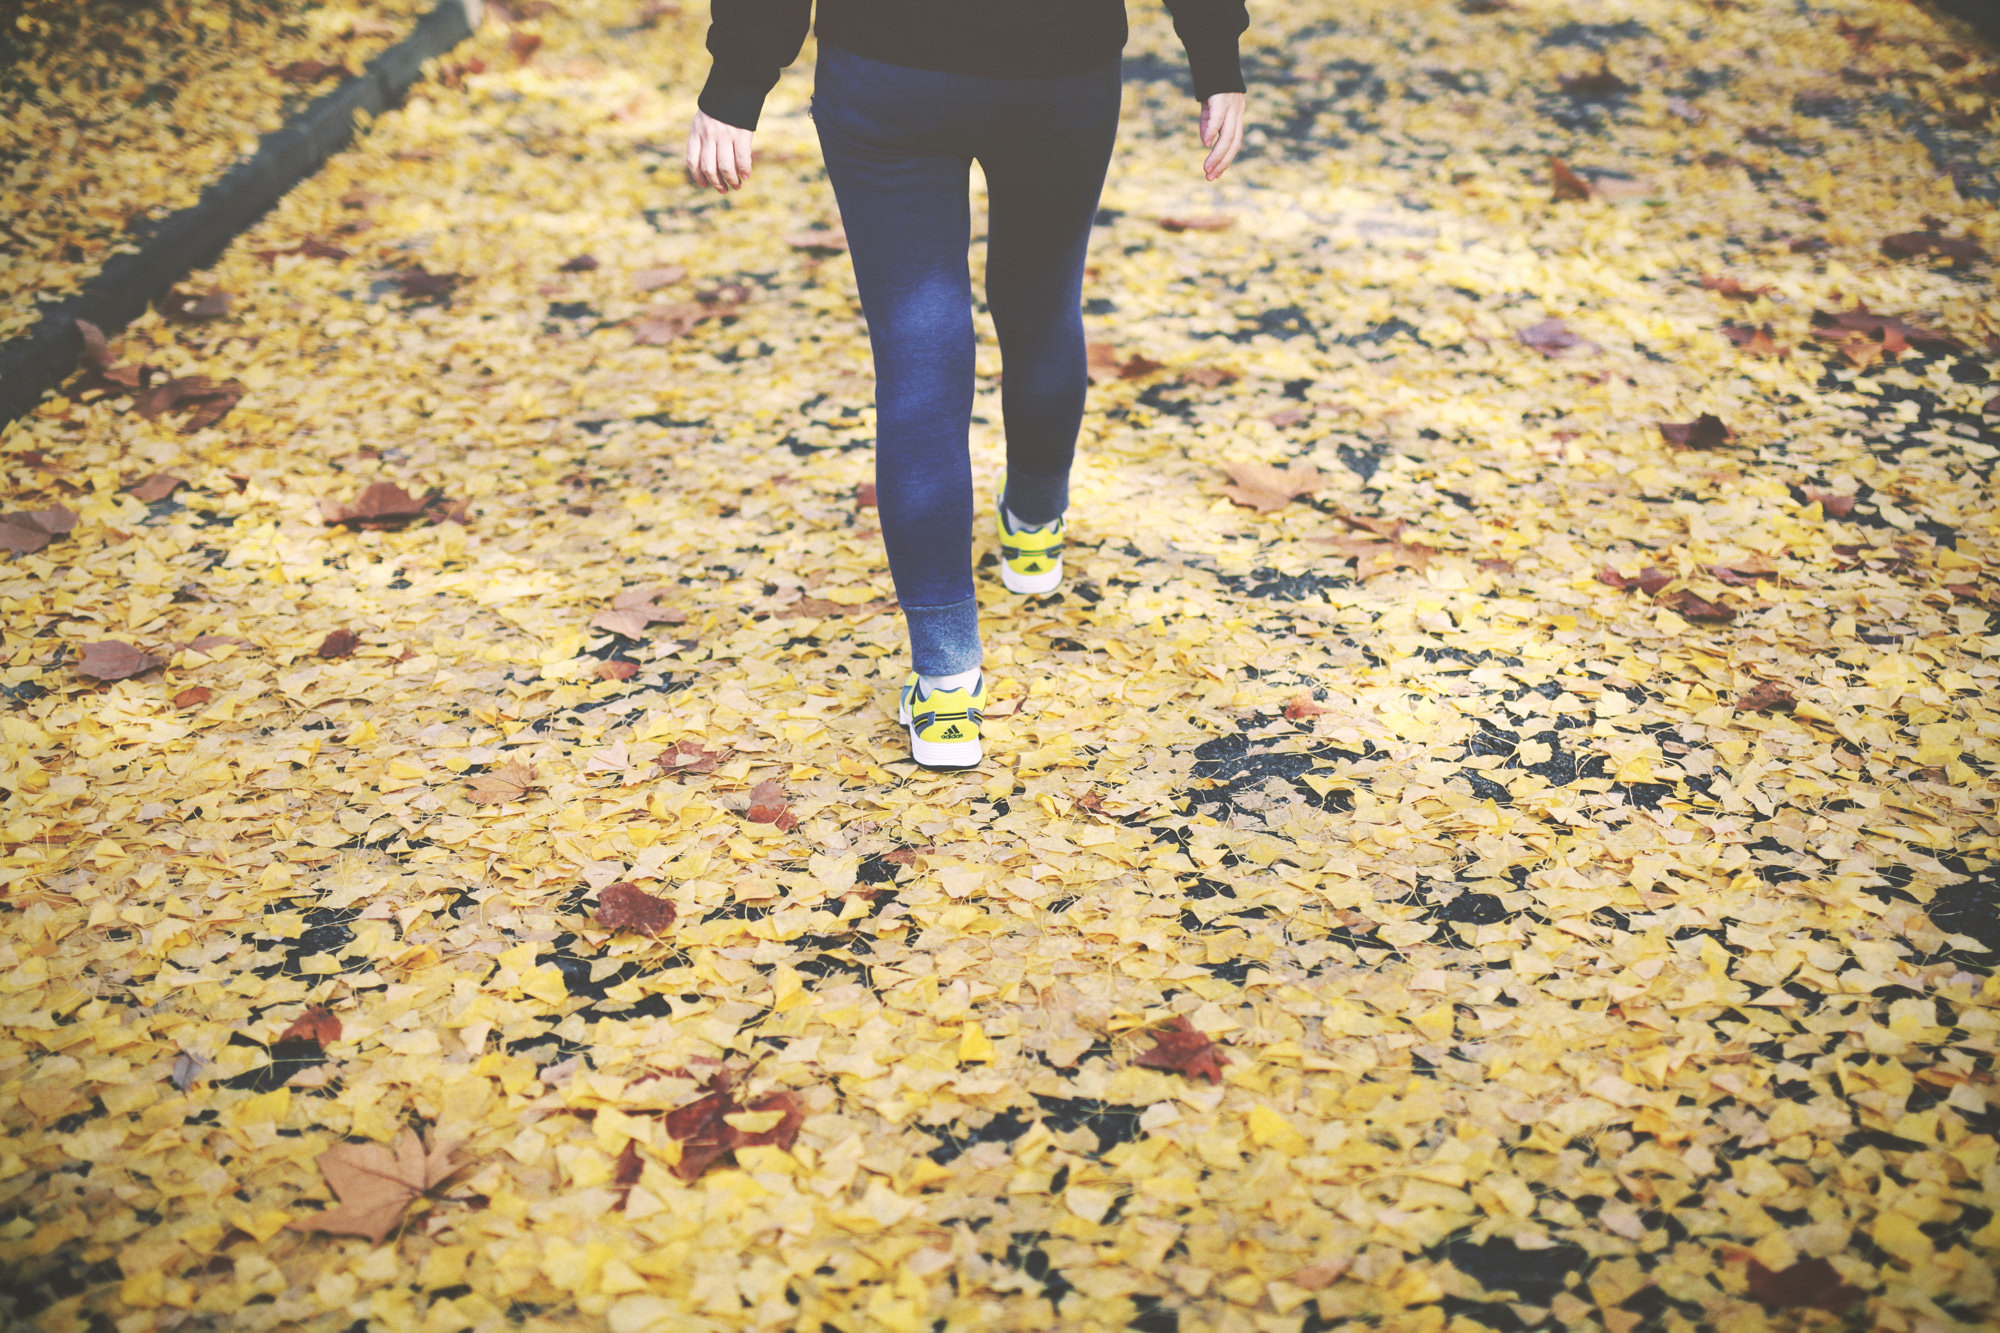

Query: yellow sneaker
896 671 986 768
997 500 1064 595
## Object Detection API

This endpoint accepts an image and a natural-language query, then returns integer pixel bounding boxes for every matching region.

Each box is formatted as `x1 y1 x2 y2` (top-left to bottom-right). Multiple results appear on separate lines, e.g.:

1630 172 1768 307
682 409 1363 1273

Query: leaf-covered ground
0 0 434 337
4 1 2000 1330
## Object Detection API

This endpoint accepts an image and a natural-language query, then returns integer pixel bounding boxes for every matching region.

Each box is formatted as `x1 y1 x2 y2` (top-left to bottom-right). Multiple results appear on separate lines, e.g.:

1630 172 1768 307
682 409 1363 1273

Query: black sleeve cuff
697 62 777 131
1185 42 1245 101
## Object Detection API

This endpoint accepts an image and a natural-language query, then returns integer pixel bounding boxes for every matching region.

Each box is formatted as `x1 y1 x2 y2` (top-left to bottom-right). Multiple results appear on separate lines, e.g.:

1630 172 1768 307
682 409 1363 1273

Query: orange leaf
280 1007 342 1047
1549 156 1593 201
746 779 799 831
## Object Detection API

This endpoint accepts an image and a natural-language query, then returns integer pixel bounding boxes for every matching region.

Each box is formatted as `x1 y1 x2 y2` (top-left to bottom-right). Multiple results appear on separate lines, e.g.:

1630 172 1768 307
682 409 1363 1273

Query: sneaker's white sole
897 697 982 768
907 729 982 768
1000 556 1062 595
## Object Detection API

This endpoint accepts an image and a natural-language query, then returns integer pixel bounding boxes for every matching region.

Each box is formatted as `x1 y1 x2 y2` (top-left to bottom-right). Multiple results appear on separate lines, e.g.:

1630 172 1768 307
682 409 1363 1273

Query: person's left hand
1200 91 1246 181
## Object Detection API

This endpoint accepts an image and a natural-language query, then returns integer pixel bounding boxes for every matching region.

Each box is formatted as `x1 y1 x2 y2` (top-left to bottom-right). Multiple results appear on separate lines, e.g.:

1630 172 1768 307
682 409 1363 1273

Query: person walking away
687 1 1248 768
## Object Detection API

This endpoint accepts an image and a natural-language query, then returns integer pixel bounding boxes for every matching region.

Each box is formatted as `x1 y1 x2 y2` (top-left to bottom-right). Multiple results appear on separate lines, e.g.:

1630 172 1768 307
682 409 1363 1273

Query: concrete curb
0 0 478 429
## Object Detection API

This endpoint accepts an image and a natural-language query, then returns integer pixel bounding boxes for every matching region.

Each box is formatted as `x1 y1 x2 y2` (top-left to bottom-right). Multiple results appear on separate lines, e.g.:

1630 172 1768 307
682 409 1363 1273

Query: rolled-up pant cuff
903 596 982 676
1003 467 1069 528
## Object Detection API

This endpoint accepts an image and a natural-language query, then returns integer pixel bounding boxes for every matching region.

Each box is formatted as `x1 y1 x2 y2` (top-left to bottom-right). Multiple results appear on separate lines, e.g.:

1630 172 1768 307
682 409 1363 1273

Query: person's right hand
686 110 754 193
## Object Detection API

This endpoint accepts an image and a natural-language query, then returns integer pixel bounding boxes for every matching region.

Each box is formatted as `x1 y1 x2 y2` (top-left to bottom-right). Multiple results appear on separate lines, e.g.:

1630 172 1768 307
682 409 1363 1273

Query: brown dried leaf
1598 566 1673 595
133 376 246 432
1709 556 1777 586
1133 1016 1230 1084
173 686 212 709
1722 323 1785 357
591 610 655 638
317 629 361 659
1736 681 1797 714
1219 461 1325 513
0 504 77 555
1881 230 1984 263
612 1138 644 1209
558 253 599 272
1335 513 1407 539
1804 489 1857 518
781 594 894 619
609 587 686 622
321 481 436 527
1810 306 1961 352
1158 213 1233 232
1315 534 1434 580
697 280 752 307
857 482 878 509
466 761 536 805
270 58 351 84
509 30 543 64
746 779 799 831
1745 1257 1865 1312
1086 343 1164 384
729 1091 804 1151
1700 274 1775 300
1180 365 1238 388
630 304 710 345
1517 317 1596 356
1658 589 1737 623
657 740 730 775
280 1007 342 1047
1658 414 1733 449
286 1129 463 1244
1283 692 1330 720
1559 63 1634 98
76 641 161 681
393 267 463 300
1291 1256 1353 1291
1549 156 1593 201
597 660 641 681
255 235 351 263
597 882 677 937
124 473 186 502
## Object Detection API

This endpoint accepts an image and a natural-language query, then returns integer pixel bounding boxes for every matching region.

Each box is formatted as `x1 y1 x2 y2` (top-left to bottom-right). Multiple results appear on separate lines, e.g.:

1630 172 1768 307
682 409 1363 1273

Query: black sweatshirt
698 0 1249 131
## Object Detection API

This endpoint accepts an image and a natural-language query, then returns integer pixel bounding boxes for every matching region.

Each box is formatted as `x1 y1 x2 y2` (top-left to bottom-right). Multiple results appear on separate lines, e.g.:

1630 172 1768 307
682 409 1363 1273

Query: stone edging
0 0 481 429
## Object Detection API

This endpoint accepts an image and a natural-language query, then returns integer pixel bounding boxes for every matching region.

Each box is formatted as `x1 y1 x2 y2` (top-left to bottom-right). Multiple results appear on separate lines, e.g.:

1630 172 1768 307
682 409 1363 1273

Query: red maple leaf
596 883 677 937
1133 1016 1230 1084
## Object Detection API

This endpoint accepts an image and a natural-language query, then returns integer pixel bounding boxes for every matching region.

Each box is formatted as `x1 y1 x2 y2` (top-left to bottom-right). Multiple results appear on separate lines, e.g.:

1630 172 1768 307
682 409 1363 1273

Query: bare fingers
686 113 754 192
1202 94 1246 181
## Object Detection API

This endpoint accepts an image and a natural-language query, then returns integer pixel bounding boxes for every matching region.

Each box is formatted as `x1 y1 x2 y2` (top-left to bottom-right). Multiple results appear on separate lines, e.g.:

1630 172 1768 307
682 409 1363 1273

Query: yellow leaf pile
1 0 1998 1330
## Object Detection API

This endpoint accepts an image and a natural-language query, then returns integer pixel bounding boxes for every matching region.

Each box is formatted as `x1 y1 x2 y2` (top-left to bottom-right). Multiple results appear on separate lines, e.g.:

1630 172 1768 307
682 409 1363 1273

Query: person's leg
813 49 982 677
978 63 1122 529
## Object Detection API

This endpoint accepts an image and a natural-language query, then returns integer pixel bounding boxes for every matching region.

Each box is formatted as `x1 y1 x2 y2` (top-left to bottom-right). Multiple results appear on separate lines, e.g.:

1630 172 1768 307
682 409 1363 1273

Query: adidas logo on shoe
897 671 987 769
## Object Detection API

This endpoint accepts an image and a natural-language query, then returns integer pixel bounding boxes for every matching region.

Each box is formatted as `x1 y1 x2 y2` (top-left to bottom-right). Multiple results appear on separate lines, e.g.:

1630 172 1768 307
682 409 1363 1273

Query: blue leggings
814 43 1121 675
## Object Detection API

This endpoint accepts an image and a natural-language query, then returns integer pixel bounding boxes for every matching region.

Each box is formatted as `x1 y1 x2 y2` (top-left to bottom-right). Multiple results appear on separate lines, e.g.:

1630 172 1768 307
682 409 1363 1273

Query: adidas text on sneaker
997 503 1064 595
897 671 987 769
